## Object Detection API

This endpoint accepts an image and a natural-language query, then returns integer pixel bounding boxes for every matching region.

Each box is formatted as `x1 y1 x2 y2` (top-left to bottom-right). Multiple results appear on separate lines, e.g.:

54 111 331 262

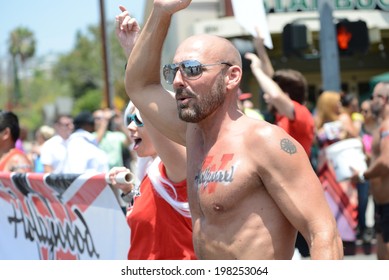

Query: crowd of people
1 0 389 260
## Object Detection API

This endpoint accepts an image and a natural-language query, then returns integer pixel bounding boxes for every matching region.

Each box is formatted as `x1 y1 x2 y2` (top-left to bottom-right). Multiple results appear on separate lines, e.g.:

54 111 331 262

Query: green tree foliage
8 27 36 106
72 89 103 114
2 20 129 136
9 27 36 64
54 27 103 99
53 21 128 109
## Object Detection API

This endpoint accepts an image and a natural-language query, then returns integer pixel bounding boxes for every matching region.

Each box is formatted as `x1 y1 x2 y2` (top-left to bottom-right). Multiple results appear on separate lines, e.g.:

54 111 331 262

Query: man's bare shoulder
238 117 291 146
238 116 309 167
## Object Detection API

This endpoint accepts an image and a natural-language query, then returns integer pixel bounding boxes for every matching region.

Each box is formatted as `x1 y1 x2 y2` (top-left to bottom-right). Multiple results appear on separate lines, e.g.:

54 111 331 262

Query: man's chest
187 148 260 215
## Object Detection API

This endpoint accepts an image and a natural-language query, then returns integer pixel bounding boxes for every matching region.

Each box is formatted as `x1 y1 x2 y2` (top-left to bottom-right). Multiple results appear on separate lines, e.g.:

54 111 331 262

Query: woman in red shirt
106 103 195 260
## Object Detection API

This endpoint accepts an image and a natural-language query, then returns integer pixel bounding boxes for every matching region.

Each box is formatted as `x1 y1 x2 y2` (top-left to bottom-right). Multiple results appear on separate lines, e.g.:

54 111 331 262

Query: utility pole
99 0 113 108
319 0 341 92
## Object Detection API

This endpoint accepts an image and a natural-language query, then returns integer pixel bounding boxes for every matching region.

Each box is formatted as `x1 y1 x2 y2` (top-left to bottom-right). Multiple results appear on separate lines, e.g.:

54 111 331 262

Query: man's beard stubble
176 77 225 123
371 101 383 118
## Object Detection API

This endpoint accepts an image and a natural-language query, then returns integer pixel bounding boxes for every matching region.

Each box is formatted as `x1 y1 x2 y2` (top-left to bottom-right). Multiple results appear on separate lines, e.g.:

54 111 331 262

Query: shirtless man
123 0 343 259
0 111 32 172
352 82 389 259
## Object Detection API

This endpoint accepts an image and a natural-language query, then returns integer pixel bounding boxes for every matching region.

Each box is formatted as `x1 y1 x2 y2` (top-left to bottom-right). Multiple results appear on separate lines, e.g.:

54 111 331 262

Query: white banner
0 172 130 260
231 0 273 49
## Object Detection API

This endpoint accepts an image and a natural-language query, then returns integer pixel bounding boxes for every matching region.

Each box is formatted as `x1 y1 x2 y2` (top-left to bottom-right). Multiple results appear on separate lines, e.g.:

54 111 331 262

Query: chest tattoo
194 153 236 193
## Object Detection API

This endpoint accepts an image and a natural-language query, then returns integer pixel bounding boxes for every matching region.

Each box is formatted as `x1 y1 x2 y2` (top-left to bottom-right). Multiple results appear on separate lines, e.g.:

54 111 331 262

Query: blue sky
0 0 146 57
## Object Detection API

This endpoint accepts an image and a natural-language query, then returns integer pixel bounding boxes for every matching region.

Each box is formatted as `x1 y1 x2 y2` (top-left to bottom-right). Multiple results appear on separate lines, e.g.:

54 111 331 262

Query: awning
268 10 389 33
194 10 389 38
369 72 389 90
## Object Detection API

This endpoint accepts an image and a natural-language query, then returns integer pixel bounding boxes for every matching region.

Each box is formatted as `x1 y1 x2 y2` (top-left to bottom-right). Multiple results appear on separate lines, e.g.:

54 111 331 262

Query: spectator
15 126 28 152
0 110 32 172
314 91 360 252
61 111 109 174
245 40 315 159
340 92 363 136
93 108 132 169
93 108 133 211
351 82 389 259
29 125 55 173
356 99 378 244
40 114 74 173
360 99 379 162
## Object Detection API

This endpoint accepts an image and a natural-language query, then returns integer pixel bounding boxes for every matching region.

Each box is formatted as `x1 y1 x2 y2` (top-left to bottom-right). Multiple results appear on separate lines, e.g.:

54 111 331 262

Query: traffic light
336 20 369 54
282 23 309 57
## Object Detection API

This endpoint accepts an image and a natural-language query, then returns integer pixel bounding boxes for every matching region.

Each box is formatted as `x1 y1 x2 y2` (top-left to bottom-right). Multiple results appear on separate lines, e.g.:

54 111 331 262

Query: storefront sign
265 0 389 12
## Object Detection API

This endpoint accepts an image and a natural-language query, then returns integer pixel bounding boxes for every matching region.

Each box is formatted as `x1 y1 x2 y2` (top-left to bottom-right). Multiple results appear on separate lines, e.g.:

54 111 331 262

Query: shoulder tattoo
280 138 297 155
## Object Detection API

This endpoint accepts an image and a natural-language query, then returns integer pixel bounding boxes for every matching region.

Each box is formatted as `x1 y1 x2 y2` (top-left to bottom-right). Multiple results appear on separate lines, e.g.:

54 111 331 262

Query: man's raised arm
123 1 191 145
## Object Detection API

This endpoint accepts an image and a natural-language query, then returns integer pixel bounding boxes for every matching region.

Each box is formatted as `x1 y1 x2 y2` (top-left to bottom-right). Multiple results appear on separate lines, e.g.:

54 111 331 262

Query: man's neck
0 145 15 160
382 104 389 120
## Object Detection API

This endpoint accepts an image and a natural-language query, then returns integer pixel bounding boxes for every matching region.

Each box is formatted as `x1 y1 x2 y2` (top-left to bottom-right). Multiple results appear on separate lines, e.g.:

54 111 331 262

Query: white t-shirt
61 129 109 174
40 135 68 173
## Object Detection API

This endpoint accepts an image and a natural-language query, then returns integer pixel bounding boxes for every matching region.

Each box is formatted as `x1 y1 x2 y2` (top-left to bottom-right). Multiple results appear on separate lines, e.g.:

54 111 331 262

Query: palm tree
8 27 36 107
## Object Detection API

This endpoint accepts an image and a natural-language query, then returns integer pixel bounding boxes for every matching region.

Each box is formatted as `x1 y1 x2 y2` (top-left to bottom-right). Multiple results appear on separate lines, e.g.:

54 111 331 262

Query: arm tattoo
280 138 297 155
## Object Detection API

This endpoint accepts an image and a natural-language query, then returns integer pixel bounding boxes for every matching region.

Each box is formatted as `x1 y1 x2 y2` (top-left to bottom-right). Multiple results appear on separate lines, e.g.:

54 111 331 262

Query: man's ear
0 127 11 141
225 65 242 91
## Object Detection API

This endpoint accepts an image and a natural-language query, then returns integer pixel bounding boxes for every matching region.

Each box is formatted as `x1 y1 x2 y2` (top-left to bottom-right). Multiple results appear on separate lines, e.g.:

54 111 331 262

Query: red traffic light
337 25 352 50
336 20 369 54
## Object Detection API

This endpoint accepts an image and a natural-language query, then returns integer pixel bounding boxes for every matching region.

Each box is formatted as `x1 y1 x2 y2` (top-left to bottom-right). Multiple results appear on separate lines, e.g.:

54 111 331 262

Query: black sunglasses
163 60 232 85
126 113 144 127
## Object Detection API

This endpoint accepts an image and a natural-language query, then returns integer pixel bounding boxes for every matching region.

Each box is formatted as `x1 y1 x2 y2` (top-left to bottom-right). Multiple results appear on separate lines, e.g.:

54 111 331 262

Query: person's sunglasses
163 60 232 85
371 93 385 100
126 113 144 127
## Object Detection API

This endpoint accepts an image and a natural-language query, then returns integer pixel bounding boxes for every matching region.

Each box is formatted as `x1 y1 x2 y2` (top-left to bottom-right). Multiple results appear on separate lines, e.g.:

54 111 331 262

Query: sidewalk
343 238 377 260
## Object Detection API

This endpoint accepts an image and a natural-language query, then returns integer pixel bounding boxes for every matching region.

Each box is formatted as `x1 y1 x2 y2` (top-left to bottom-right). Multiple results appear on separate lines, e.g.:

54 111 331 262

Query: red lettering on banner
0 173 109 259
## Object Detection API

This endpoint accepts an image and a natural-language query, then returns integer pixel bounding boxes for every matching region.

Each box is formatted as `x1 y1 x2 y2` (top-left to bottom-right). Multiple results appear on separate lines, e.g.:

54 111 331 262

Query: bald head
375 82 389 98
372 82 389 105
175 34 242 67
